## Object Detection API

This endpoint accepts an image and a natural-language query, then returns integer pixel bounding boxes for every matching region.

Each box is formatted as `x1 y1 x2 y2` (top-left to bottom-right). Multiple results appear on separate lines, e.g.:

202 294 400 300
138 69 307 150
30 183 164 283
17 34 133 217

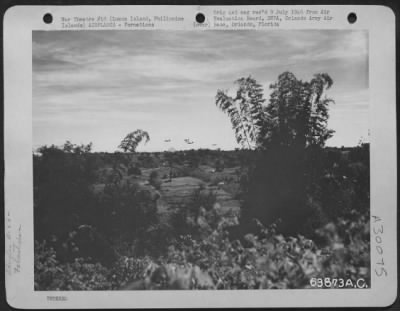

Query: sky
33 30 368 152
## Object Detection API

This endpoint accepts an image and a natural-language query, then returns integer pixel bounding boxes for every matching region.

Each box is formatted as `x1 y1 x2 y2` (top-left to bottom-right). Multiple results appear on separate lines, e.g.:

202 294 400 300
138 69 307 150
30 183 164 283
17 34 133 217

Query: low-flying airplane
184 138 194 144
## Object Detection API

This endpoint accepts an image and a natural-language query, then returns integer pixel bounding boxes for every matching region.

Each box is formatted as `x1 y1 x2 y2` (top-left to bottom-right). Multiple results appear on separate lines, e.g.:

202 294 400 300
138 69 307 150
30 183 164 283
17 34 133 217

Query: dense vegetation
34 143 370 290
34 72 370 290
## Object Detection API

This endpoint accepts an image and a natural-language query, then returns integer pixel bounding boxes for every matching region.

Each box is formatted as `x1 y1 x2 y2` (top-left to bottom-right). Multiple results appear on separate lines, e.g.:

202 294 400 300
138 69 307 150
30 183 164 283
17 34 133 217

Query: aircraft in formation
164 138 219 147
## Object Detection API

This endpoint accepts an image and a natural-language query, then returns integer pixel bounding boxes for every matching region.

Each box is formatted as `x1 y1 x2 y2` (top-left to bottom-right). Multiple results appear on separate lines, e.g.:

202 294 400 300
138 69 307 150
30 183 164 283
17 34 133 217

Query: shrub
168 215 370 289
128 165 141 176
34 241 64 290
215 159 224 172
34 240 111 290
95 181 158 241
60 258 112 290
110 256 152 289
149 170 162 190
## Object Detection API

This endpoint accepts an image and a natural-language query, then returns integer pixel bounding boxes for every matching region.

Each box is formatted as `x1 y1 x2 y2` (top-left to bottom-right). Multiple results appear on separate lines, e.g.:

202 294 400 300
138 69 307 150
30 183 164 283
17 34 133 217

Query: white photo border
3 5 397 308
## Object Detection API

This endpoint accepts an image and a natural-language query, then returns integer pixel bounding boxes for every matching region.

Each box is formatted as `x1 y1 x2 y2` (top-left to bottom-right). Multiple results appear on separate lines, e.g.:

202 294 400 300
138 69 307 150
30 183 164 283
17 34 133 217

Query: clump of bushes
34 241 111 290
166 212 370 289
149 170 162 190
127 164 141 176
35 210 369 290
110 256 153 289
35 241 153 290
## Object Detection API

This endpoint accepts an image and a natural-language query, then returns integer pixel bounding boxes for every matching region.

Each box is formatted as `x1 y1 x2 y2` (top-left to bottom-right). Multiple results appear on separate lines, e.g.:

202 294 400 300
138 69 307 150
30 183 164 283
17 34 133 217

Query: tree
61 141 93 154
216 72 335 235
118 130 150 153
215 76 266 149
34 142 96 241
261 72 334 150
216 72 334 151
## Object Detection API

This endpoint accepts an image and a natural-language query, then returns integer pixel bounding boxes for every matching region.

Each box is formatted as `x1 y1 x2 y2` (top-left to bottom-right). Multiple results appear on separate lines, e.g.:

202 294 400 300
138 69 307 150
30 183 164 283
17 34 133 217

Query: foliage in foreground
35 211 369 290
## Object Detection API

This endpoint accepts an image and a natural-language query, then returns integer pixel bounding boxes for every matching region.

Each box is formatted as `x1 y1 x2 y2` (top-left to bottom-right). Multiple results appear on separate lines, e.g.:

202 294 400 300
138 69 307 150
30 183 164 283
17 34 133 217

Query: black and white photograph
32 29 372 291
3 5 397 308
